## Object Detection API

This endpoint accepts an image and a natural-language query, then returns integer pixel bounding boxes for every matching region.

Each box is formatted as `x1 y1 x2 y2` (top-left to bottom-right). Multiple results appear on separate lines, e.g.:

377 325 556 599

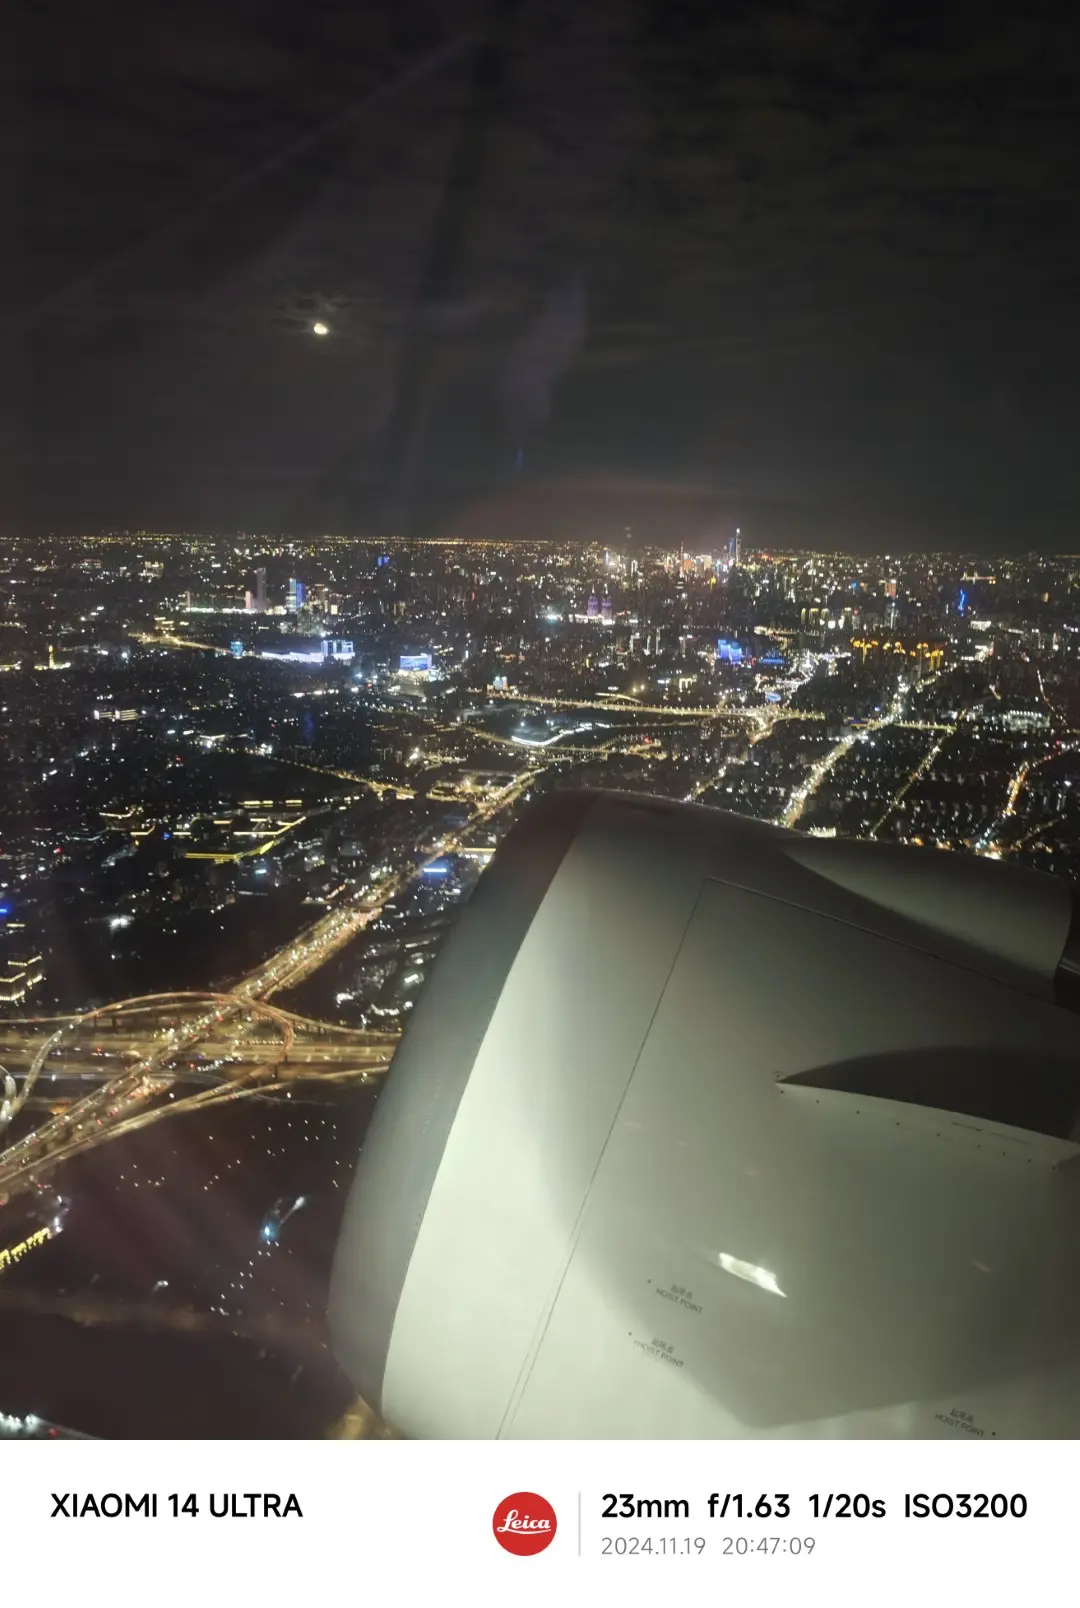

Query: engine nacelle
330 789 1080 1438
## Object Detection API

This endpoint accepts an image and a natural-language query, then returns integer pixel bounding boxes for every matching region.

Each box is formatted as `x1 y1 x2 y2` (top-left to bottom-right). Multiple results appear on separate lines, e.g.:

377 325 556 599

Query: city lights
0 530 1076 1442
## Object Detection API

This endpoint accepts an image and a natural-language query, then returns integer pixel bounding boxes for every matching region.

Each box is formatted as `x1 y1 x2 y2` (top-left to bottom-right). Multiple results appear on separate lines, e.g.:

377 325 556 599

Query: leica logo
496 1511 551 1533
492 1492 557 1555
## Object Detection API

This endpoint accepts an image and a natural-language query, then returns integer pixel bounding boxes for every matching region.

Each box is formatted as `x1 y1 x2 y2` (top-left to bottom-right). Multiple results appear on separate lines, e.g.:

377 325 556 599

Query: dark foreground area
0 1082 377 1438
0 1312 352 1438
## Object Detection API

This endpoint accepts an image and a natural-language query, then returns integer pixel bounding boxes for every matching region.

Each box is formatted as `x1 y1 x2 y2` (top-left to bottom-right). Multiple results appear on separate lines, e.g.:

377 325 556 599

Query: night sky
8 0 1080 550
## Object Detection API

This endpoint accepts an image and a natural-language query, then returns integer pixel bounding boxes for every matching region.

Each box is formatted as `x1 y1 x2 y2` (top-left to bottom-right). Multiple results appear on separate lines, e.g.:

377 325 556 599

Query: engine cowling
330 789 1080 1439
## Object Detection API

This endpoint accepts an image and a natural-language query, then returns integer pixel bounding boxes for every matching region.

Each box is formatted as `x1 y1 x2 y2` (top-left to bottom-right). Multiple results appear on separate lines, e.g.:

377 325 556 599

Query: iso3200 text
903 1494 1027 1518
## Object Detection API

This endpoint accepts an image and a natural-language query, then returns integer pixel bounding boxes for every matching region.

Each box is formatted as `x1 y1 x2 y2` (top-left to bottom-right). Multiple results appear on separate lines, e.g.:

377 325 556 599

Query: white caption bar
8 1439 1070 1606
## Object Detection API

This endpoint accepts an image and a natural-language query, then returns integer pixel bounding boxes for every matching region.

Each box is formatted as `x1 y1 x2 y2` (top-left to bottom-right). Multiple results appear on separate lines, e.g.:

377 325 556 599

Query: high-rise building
0 939 45 1005
287 577 305 612
586 594 600 619
254 568 267 613
601 596 613 623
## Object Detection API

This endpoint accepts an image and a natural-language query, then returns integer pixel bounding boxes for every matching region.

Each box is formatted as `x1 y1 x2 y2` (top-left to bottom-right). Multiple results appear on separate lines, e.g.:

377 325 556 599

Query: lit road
1035 662 1070 729
133 630 230 655
234 755 564 999
783 679 948 833
779 726 864 829
977 742 1080 857
488 688 827 721
0 1039 394 1070
972 667 1067 856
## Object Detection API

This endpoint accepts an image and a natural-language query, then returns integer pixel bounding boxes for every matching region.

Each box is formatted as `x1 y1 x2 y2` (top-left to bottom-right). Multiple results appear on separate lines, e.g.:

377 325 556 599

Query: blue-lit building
256 636 354 663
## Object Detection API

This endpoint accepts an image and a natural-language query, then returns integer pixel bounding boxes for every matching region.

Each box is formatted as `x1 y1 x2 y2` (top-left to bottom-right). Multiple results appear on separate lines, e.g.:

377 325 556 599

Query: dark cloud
6 0 1080 546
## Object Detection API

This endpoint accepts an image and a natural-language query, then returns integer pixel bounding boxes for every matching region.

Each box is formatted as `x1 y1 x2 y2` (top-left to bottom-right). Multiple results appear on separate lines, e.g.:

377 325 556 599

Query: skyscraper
287 577 305 612
254 567 267 613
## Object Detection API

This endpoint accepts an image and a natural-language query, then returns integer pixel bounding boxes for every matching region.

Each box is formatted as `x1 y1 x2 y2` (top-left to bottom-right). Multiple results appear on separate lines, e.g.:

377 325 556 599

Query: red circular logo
492 1492 557 1555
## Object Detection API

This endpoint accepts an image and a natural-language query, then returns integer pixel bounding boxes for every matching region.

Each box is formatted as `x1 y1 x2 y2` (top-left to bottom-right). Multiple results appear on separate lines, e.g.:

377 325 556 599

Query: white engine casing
330 789 1080 1439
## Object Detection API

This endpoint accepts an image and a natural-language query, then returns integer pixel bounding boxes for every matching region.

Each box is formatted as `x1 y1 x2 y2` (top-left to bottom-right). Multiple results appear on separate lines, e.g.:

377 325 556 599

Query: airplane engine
330 789 1080 1438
